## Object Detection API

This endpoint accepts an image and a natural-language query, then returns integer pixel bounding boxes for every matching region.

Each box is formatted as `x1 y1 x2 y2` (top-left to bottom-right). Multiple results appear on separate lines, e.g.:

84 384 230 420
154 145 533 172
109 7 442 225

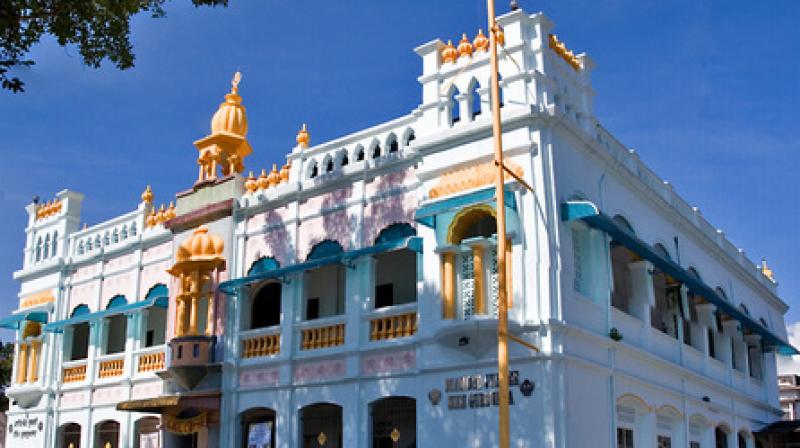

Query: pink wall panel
364 167 413 197
245 225 294 271
68 281 98 312
297 210 352 260
362 191 418 244
140 260 171 300
101 271 135 307
142 241 173 264
247 205 290 233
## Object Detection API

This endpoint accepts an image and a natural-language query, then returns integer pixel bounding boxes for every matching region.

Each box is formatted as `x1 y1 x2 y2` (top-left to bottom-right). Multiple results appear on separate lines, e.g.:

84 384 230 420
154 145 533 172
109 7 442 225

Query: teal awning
0 311 48 330
561 200 799 356
43 296 168 333
219 236 423 294
414 186 517 228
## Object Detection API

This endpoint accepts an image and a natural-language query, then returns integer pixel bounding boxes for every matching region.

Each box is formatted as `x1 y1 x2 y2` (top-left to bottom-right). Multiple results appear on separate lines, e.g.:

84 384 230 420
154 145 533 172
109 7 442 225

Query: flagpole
486 0 510 447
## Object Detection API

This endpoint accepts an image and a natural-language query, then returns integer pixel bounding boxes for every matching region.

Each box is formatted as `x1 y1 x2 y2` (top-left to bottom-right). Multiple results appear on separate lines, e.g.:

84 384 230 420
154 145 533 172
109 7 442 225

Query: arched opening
240 407 276 448
355 146 365 162
134 417 160 448
403 129 415 146
304 241 345 320
387 134 399 153
143 284 167 348
44 234 51 259
469 78 482 119
300 403 342 448
251 282 282 329
374 224 417 309
95 420 120 448
738 431 749 448
370 397 416 448
448 85 460 125
443 205 507 319
35 237 42 262
716 425 731 448
324 156 334 173
339 149 349 167
616 394 651 448
651 243 679 338
308 161 319 179
372 142 382 159
68 305 90 361
104 296 128 354
655 406 682 448
58 422 81 448
609 215 639 317
53 231 58 256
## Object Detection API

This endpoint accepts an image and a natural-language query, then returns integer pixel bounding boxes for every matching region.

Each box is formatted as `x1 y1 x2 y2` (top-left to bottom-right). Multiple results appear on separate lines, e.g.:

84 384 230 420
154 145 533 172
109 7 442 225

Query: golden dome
146 210 157 228
442 40 458 64
177 226 224 262
210 72 248 137
268 164 280 187
166 202 176 220
296 123 310 148
141 185 153 204
474 29 489 52
257 169 269 190
245 171 258 193
279 163 290 182
457 33 473 58
156 204 166 224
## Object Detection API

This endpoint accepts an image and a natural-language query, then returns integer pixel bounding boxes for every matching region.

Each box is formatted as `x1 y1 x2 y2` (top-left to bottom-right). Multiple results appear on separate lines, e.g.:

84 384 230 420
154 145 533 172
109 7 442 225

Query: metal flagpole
485 0 511 447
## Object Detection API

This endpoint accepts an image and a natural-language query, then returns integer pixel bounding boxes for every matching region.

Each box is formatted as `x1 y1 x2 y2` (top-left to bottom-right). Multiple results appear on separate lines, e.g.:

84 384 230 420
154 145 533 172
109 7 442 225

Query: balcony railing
242 327 281 358
97 356 125 379
367 304 418 342
136 347 166 373
62 361 87 383
300 318 346 351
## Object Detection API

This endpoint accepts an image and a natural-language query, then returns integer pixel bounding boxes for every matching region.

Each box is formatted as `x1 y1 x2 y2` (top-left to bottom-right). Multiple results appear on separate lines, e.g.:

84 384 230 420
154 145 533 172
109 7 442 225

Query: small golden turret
146 210 158 228
156 204 166 224
279 163 290 183
474 29 489 52
495 25 505 46
296 123 310 149
257 169 270 190
441 40 458 64
268 164 280 187
245 171 258 193
166 202 176 220
458 33 473 58
141 185 153 204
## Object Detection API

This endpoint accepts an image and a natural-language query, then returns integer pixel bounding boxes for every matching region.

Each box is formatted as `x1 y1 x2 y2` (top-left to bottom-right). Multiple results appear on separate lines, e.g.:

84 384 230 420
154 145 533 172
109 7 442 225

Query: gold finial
279 162 290 183
296 123 310 148
495 25 505 46
166 201 176 220
441 40 458 64
761 258 775 282
458 33 473 58
268 163 280 187
257 169 270 190
156 204 166 224
474 29 489 52
231 71 242 94
146 210 157 228
245 171 258 193
141 185 153 204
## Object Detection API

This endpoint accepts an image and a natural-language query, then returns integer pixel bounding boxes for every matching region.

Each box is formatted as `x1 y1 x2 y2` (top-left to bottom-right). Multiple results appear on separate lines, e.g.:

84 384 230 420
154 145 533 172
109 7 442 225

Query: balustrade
137 351 165 373
242 332 280 358
301 323 345 350
63 364 87 383
98 358 125 378
370 312 417 341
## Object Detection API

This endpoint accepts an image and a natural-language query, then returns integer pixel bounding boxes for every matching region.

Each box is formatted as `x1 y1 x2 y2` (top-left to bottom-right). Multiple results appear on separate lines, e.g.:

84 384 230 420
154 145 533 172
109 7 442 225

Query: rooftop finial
761 258 776 282
296 123 310 148
510 0 520 11
231 71 242 94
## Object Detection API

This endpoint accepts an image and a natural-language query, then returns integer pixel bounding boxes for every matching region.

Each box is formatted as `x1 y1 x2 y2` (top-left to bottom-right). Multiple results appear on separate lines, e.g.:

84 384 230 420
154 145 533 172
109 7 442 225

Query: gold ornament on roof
268 164 280 187
279 162 290 182
257 169 270 190
245 171 258 193
548 34 581 71
495 25 505 46
194 72 253 184
35 198 63 220
146 209 158 228
441 40 458 64
761 258 775 282
141 185 154 204
473 29 489 52
296 123 310 148
156 204 167 224
458 33 473 58
166 202 176 220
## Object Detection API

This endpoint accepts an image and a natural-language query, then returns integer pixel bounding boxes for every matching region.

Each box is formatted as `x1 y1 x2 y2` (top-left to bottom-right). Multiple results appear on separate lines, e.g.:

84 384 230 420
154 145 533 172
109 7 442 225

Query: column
189 295 199 335
176 297 186 337
27 340 38 383
438 248 458 319
506 243 513 308
17 343 28 384
206 290 215 337
627 260 654 324
463 239 488 316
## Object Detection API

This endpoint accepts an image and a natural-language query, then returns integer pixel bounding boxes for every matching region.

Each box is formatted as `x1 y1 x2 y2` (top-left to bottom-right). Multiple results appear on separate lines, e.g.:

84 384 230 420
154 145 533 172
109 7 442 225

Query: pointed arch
386 133 399 153
336 148 349 167
307 159 319 179
402 127 416 146
323 154 334 174
448 84 461 125
354 144 365 162
468 77 482 119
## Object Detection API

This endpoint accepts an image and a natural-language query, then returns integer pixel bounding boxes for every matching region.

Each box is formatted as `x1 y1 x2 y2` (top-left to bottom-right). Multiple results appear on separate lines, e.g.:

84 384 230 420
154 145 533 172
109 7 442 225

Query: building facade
3 8 795 448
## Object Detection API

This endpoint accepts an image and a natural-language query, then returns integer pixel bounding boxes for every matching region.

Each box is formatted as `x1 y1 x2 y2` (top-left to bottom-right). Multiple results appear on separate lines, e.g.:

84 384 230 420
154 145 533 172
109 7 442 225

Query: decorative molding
429 160 523 199
362 350 416 375
293 359 346 384
19 291 54 309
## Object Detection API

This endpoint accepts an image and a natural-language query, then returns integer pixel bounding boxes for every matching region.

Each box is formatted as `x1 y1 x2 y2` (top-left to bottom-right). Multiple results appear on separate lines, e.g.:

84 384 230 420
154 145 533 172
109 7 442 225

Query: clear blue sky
1 0 798 341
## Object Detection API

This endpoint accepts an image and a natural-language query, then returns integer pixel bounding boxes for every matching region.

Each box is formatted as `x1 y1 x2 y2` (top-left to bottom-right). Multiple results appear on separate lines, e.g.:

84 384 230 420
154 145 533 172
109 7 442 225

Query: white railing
95 353 125 380
296 315 348 351
68 209 143 258
61 360 88 384
134 345 166 374
362 303 418 343
241 326 281 359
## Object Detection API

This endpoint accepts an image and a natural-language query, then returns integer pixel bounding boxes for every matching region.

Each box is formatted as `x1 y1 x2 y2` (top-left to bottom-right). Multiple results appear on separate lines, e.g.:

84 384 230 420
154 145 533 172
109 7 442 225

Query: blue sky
0 0 798 341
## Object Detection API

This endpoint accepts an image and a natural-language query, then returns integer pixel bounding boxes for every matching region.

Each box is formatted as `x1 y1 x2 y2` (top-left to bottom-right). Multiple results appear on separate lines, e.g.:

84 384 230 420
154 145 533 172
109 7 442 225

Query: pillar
206 290 215 337
189 295 199 335
176 297 186 337
505 243 513 308
472 246 485 315
441 252 456 319
17 343 28 383
27 340 39 383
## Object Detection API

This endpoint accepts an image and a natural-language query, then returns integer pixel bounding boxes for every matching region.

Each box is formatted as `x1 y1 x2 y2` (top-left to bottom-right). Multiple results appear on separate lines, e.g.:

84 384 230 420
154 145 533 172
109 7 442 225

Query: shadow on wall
361 168 416 247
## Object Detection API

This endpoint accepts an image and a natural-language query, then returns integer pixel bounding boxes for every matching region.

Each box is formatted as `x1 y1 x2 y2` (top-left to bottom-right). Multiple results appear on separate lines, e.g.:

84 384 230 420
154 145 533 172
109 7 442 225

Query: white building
2 7 794 448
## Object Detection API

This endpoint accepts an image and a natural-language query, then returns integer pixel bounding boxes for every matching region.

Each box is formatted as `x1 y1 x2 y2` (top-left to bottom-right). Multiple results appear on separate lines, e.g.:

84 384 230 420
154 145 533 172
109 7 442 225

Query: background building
2 7 795 448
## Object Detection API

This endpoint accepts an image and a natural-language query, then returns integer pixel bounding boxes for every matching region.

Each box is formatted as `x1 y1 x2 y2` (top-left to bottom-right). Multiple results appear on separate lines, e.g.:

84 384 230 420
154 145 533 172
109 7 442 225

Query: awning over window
561 200 798 355
218 236 423 294
414 186 517 228
43 296 168 333
0 311 48 330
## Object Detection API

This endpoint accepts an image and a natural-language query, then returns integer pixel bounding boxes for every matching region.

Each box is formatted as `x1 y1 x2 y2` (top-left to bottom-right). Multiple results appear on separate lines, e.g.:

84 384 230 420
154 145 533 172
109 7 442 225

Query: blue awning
414 186 517 228
218 236 423 294
561 200 798 355
43 296 168 333
0 311 48 330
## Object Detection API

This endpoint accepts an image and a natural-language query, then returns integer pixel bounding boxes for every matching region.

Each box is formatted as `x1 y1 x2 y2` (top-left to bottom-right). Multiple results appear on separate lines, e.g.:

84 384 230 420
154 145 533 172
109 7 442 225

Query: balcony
62 360 87 384
135 346 166 374
298 316 346 351
241 327 281 359
97 355 125 379
364 303 418 343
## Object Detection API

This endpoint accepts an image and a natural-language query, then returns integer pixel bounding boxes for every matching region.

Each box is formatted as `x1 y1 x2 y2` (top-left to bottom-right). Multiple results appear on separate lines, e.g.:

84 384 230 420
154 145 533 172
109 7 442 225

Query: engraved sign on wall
444 370 519 410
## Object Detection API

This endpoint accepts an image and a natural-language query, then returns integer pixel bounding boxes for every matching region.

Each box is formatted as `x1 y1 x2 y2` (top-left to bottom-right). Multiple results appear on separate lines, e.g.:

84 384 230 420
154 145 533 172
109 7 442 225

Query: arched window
339 149 349 167
68 305 90 360
324 155 334 173
469 78 482 118
610 215 638 316
716 426 730 448
374 224 418 309
404 129 416 146
251 282 281 329
43 234 50 259
104 296 128 354
651 243 678 338
370 397 416 447
52 231 58 257
305 241 345 320
240 408 276 448
144 284 168 347
95 420 120 448
134 417 160 448
308 161 319 179
355 145 365 162
58 423 81 448
372 142 381 159
738 431 748 448
449 85 461 125
35 237 42 262
387 134 399 153
300 403 342 448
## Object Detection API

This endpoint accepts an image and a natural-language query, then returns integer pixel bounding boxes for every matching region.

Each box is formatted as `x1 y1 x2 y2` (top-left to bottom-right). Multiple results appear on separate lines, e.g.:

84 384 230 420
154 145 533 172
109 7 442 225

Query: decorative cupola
473 29 489 52
192 72 253 185
457 33 473 58
296 123 310 149
441 40 458 64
